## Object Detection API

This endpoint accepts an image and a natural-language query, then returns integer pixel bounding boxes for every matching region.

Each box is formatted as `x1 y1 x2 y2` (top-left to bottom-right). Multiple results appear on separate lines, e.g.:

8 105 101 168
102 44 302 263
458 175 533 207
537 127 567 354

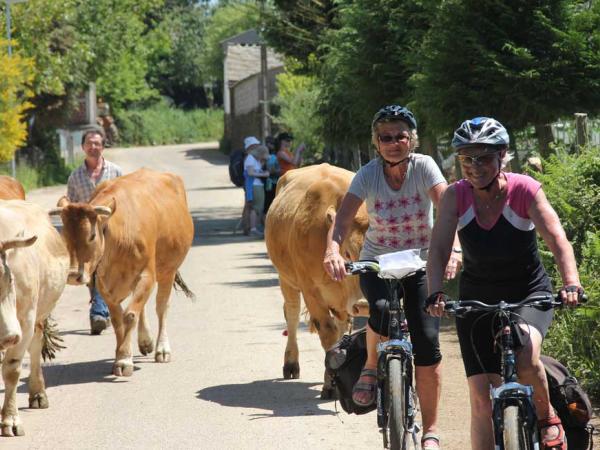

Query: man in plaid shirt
66 129 122 334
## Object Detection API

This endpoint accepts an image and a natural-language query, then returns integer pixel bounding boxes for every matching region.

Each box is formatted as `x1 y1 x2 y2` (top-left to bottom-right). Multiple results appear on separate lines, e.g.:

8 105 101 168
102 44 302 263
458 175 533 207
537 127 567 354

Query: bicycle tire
503 405 534 450
386 358 406 450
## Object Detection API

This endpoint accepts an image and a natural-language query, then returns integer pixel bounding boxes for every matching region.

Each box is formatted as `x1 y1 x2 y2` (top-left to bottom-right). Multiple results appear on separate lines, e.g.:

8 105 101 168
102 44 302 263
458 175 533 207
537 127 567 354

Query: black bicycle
443 294 584 450
345 259 421 450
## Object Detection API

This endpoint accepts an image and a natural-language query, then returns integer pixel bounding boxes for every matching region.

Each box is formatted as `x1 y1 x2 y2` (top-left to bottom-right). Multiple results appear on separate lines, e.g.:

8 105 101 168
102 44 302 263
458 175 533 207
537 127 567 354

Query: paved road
6 142 475 449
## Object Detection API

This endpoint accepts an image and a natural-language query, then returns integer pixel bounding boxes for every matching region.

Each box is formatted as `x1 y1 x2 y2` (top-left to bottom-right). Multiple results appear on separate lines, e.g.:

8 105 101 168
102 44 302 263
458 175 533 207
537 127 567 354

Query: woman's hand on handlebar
559 285 585 307
425 291 451 317
323 248 347 282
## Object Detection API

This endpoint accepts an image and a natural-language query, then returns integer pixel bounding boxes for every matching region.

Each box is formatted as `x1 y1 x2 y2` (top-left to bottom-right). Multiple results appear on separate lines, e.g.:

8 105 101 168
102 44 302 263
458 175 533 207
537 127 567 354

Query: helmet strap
381 156 409 168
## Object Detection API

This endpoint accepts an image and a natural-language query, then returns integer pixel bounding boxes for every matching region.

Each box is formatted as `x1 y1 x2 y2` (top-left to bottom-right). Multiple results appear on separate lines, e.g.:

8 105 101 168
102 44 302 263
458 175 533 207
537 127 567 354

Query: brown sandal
538 416 567 450
352 368 377 407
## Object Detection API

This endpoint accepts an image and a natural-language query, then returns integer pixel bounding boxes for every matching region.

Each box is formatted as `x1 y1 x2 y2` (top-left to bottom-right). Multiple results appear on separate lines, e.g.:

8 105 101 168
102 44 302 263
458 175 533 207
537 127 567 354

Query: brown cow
0 176 25 200
265 164 368 397
0 200 69 437
50 168 194 377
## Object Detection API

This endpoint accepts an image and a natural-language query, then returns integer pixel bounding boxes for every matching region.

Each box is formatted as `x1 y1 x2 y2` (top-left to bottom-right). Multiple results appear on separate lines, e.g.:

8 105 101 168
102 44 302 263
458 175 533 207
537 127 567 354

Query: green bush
531 145 600 400
116 102 224 146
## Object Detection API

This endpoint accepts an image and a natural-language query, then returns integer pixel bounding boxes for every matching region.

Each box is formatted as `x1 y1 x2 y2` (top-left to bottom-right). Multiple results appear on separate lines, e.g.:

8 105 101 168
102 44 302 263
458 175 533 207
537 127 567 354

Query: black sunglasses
378 133 411 144
457 152 499 166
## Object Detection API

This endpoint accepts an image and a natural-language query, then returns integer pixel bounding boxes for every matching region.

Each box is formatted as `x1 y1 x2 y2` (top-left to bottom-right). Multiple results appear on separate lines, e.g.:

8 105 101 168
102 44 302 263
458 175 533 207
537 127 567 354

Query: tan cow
0 176 25 200
0 200 69 437
50 168 194 377
265 163 368 397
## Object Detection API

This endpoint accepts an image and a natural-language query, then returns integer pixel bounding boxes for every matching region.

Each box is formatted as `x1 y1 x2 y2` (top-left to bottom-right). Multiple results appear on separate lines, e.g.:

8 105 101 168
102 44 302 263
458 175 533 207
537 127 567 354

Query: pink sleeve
454 179 472 216
507 173 541 218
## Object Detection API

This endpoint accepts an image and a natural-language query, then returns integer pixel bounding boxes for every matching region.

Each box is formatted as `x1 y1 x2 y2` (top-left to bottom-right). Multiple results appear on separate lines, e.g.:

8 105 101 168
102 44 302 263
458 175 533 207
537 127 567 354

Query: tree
412 0 600 152
0 40 33 162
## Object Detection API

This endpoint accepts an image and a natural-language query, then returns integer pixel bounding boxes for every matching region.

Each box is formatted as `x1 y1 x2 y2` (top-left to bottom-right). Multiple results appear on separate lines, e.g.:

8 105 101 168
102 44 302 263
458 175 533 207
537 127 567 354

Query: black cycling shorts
359 270 441 367
455 291 554 377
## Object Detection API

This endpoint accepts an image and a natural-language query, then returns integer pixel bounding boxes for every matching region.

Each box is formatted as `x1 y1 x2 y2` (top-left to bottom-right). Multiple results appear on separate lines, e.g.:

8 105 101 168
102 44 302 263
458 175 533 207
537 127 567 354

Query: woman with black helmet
426 117 583 450
323 105 459 450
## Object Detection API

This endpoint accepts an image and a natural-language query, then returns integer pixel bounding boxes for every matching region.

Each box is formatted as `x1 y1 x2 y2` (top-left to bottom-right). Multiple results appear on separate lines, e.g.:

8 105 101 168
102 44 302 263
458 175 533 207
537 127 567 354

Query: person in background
241 136 261 235
275 132 305 176
66 128 122 335
244 143 270 237
426 117 583 450
264 136 280 215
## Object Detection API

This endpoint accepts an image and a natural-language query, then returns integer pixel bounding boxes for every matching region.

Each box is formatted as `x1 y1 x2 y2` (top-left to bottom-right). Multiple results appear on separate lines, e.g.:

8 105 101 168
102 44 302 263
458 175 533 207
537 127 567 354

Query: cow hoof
113 361 134 377
283 362 300 379
1 421 24 437
29 392 49 409
155 351 171 363
138 339 154 356
320 386 336 400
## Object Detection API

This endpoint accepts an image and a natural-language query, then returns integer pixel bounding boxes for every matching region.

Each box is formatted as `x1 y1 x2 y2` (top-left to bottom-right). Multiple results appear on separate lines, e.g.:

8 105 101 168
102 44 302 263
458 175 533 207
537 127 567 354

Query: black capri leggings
359 270 441 366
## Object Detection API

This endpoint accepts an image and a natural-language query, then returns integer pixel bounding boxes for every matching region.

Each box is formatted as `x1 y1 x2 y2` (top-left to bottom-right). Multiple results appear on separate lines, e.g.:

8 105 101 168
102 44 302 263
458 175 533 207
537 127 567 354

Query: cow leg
154 272 176 363
27 322 49 409
137 305 154 356
113 272 155 377
1 319 33 437
280 280 301 380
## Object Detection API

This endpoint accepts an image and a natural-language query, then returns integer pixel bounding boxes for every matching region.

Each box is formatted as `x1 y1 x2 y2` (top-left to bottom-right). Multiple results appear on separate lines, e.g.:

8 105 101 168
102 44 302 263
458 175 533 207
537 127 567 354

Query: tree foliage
0 40 33 163
412 0 600 135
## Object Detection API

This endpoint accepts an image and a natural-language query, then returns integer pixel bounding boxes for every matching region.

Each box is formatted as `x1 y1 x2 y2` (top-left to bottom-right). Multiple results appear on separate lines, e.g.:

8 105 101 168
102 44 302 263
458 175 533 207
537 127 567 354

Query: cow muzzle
67 269 90 285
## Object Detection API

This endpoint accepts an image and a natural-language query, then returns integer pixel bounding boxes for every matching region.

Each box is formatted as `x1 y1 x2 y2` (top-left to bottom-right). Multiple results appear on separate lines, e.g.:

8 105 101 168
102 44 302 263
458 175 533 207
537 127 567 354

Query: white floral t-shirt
348 153 445 260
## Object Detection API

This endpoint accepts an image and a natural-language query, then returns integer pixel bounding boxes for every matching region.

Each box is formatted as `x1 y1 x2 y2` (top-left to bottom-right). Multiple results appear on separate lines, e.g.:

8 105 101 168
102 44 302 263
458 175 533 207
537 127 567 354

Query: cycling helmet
372 105 417 131
451 117 509 149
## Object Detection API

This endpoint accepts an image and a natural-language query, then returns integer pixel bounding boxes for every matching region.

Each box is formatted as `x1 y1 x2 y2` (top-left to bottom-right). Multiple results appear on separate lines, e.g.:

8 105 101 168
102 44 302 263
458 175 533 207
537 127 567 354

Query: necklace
480 185 505 209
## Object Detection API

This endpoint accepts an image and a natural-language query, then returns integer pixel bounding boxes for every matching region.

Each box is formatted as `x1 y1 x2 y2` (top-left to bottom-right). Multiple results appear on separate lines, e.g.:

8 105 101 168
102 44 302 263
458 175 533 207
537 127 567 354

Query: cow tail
174 271 196 301
41 316 66 362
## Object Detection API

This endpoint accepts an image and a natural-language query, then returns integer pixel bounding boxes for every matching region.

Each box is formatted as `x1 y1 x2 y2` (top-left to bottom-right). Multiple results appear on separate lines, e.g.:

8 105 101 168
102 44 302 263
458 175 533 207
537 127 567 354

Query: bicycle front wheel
502 405 534 450
386 358 406 450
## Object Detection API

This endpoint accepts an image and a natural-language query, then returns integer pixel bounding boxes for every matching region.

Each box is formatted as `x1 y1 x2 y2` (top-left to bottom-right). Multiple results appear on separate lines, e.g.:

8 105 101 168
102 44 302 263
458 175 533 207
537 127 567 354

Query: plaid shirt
67 158 123 203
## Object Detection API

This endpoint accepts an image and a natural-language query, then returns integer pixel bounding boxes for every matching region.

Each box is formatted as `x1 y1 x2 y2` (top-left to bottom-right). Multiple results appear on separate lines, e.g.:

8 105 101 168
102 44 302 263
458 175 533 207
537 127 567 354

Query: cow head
0 233 37 351
49 196 115 285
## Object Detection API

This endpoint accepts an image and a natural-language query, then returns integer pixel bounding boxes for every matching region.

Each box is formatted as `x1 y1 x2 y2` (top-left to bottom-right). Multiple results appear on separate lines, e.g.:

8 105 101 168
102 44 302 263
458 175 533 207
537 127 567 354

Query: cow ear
1 234 38 251
57 196 69 208
325 206 336 226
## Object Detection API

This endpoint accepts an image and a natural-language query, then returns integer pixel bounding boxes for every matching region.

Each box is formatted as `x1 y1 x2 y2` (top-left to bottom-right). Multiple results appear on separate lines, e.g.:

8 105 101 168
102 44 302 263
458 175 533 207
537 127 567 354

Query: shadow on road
196 378 336 418
181 148 224 165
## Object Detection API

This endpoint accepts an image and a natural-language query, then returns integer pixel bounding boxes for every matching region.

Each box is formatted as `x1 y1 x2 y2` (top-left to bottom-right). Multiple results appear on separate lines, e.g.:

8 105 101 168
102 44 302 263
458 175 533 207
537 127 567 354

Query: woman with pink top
426 117 584 450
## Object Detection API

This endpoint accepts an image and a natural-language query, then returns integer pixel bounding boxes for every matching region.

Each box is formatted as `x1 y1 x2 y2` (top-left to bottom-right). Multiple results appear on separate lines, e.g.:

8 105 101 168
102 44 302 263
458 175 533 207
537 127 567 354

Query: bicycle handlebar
344 261 380 275
443 293 588 316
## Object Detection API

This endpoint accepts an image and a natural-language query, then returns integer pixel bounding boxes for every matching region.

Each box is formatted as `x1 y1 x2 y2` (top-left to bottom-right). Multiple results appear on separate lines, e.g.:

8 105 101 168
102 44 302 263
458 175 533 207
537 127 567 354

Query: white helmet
452 117 509 149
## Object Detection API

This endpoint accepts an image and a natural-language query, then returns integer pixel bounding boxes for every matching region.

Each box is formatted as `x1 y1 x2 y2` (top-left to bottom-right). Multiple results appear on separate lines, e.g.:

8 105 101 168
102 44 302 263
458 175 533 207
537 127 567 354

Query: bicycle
441 294 586 450
345 249 426 450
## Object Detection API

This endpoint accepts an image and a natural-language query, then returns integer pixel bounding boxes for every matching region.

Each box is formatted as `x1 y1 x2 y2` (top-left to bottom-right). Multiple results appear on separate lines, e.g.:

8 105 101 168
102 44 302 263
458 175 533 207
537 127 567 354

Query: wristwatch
452 247 462 254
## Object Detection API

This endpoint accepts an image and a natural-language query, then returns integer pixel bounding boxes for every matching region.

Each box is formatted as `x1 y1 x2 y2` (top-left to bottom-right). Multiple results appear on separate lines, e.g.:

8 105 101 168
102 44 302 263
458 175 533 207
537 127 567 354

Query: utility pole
5 0 28 179
258 0 270 141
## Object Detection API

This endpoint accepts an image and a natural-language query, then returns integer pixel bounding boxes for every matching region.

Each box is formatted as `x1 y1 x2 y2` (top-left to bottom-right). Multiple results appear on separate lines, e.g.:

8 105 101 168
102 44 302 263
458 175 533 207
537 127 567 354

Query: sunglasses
378 133 411 144
457 152 499 167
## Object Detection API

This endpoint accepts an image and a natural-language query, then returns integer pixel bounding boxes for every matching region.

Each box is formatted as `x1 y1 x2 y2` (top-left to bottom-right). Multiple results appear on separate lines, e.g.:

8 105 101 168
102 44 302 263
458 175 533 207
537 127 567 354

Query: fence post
574 113 589 152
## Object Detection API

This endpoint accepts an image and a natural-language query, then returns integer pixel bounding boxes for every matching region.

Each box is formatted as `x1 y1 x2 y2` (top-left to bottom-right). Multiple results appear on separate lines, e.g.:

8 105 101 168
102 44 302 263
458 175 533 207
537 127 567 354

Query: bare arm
247 166 269 178
426 185 459 316
323 192 363 281
528 188 581 304
277 144 305 168
428 182 462 280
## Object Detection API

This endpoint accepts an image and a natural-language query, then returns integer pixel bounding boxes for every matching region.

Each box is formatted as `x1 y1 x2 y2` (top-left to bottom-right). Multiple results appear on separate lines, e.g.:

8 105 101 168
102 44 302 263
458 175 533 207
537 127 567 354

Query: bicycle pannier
541 355 594 450
325 327 375 415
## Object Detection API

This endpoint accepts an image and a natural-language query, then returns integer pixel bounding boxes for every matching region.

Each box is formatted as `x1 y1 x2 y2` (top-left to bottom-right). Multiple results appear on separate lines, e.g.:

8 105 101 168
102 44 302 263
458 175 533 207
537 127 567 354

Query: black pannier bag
324 327 375 415
541 355 595 450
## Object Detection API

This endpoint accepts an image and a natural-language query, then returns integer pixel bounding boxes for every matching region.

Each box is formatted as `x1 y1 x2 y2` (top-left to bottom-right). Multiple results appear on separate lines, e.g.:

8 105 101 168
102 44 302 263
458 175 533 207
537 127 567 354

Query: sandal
352 368 377 407
538 416 566 450
421 432 441 449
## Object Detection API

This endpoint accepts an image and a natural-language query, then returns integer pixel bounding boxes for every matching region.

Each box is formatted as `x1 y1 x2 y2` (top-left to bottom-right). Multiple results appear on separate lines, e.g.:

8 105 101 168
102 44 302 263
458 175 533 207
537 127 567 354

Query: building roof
220 29 261 49
224 44 284 86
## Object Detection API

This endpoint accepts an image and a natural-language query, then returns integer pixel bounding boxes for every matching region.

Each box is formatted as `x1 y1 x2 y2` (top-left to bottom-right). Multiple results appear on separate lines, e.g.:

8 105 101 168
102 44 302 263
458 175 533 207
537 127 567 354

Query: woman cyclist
426 117 583 450
323 105 460 450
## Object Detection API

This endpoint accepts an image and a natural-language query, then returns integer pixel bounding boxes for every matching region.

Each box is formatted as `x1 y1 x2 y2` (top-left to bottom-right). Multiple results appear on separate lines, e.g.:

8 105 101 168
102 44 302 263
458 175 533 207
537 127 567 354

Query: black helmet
372 105 417 131
452 117 509 150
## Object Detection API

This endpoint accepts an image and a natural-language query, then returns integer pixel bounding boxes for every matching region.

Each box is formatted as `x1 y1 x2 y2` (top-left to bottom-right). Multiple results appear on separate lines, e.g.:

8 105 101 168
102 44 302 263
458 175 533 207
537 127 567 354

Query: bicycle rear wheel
502 405 535 450
386 358 406 450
